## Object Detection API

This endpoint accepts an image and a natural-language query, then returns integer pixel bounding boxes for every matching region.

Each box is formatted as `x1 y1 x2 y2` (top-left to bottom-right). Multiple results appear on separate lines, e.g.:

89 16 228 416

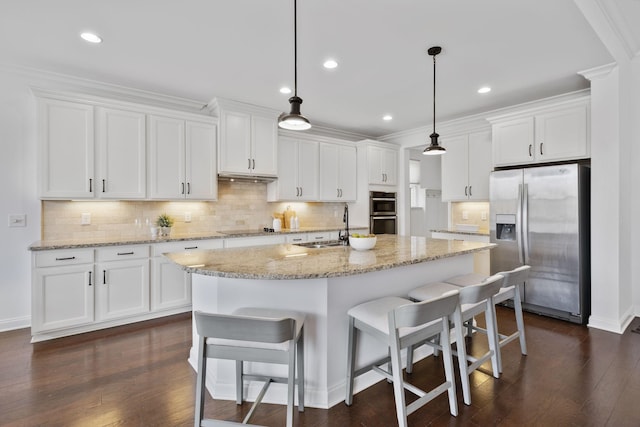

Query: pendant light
278 0 311 130
423 46 445 155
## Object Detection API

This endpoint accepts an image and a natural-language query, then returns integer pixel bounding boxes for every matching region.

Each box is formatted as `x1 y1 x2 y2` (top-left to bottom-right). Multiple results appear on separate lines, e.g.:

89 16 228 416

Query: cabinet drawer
307 231 338 241
35 249 94 267
285 234 308 243
152 239 224 256
97 245 149 262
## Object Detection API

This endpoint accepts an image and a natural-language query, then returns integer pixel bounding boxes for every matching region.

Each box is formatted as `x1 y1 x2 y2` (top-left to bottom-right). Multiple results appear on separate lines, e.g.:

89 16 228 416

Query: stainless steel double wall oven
369 191 397 234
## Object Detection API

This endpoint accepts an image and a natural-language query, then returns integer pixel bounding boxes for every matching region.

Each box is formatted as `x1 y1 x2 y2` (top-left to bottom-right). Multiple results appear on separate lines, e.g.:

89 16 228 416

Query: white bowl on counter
349 235 377 251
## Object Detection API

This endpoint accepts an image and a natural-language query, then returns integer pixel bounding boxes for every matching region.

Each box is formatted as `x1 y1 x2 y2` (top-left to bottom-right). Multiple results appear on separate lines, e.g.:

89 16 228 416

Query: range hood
218 173 278 183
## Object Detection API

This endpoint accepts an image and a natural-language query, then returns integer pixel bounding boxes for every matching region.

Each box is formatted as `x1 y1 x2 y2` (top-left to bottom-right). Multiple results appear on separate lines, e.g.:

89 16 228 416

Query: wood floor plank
1 309 639 426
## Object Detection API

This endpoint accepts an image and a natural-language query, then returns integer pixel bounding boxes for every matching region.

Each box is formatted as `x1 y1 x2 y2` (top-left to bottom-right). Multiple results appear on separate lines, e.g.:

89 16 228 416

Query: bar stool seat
408 274 504 406
194 307 305 427
345 293 462 427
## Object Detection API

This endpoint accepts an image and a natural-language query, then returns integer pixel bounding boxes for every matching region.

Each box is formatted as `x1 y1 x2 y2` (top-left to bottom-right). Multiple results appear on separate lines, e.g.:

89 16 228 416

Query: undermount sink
294 240 346 249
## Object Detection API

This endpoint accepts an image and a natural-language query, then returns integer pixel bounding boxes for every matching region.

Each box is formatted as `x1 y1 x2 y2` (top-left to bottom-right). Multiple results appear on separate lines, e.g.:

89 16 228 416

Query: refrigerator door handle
522 183 530 264
517 183 524 264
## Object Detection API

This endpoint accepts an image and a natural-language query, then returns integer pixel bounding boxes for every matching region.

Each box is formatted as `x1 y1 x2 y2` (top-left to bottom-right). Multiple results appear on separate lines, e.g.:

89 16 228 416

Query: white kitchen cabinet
441 130 492 201
218 108 278 177
32 249 95 333
491 100 589 167
37 97 95 199
148 115 217 200
431 231 490 275
223 234 286 248
267 135 318 201
367 145 397 186
319 142 357 201
150 239 223 311
96 107 146 199
96 246 150 321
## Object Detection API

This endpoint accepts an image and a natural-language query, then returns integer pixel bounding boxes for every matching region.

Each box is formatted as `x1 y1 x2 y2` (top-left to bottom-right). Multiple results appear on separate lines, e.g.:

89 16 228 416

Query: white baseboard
0 315 31 333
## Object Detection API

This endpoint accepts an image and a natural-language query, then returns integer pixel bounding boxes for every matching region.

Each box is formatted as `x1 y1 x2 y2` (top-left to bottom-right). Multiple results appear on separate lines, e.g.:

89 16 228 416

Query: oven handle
371 215 397 220
371 198 397 201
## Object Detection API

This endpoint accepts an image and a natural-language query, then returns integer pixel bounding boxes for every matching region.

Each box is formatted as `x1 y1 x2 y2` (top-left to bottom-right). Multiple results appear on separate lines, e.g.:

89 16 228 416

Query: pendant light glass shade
423 46 445 155
279 0 311 130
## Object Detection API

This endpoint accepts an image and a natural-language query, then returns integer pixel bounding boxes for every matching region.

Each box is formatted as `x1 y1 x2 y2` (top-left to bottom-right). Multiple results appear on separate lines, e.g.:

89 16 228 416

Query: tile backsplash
450 201 490 233
41 181 347 241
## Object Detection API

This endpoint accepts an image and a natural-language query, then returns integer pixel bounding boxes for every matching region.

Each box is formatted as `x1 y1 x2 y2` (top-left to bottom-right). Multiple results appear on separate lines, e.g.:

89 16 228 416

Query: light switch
8 214 26 227
81 213 91 225
481 211 487 221
462 211 469 220
185 212 192 223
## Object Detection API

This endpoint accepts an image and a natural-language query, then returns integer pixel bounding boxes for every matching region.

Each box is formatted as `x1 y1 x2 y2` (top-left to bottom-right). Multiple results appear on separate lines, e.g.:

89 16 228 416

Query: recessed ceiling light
280 87 292 94
80 32 102 43
383 115 393 121
478 86 491 94
323 59 338 69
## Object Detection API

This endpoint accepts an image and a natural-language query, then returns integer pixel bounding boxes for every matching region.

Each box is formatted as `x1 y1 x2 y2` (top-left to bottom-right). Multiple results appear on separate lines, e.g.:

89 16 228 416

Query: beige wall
42 181 348 241
450 201 490 233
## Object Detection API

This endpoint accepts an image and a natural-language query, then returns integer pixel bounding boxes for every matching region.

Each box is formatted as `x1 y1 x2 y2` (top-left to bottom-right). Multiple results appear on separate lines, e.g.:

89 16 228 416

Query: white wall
0 68 41 330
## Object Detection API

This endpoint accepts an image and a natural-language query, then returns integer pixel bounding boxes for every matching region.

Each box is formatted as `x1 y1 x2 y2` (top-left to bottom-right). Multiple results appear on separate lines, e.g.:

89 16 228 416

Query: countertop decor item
156 213 174 236
348 234 377 251
423 46 446 156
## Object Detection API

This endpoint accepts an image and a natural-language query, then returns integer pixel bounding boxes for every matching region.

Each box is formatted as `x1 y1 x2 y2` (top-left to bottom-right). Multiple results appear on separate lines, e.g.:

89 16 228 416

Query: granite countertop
430 229 490 237
164 234 495 280
28 225 369 251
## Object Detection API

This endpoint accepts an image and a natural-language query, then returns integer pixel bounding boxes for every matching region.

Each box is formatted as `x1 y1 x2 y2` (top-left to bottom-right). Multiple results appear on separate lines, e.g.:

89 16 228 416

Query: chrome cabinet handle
103 270 106 285
528 144 533 157
89 178 93 192
248 158 251 170
184 246 198 250
181 182 185 194
187 182 191 194
55 256 76 261
117 252 134 256
252 159 255 170
540 142 544 156
469 186 472 197
465 186 468 196
88 271 92 286
299 187 302 197
102 179 106 193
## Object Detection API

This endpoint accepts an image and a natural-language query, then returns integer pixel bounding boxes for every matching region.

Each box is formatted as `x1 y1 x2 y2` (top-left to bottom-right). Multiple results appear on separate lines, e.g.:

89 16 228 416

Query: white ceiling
2 0 636 139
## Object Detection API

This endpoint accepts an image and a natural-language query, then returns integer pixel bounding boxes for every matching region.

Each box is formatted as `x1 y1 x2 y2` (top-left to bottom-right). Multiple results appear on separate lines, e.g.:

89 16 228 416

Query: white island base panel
188 253 474 409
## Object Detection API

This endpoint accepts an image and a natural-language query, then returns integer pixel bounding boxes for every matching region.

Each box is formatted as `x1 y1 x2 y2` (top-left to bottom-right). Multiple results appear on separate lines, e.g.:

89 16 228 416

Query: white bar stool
194 307 305 427
408 274 504 406
345 292 462 427
444 265 530 372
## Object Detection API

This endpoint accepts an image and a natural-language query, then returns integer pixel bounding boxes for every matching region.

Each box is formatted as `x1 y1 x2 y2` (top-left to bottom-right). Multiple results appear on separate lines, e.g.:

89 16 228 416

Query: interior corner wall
631 58 640 318
0 68 41 331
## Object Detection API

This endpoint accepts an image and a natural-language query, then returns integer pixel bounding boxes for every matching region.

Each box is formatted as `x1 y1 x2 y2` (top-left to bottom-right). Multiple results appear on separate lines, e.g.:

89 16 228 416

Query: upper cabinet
367 143 397 186
490 97 590 167
214 99 278 178
38 98 95 199
267 135 318 201
441 129 492 201
319 142 357 201
35 90 216 201
148 115 217 200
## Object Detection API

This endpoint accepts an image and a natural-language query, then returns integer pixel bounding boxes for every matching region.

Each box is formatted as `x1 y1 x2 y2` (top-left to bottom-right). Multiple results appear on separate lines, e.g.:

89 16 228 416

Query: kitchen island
165 235 494 409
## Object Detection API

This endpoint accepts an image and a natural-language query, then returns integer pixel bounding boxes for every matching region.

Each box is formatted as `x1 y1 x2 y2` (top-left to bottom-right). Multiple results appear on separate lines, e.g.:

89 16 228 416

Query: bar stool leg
514 286 528 355
297 325 305 412
194 335 207 427
389 332 408 427
485 299 501 378
235 360 243 404
452 308 472 406
345 316 357 406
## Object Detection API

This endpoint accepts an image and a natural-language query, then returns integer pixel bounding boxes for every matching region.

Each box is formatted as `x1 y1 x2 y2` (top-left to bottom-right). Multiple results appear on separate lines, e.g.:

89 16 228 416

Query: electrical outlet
462 211 469 220
81 213 91 225
185 212 192 223
8 214 26 227
481 211 487 221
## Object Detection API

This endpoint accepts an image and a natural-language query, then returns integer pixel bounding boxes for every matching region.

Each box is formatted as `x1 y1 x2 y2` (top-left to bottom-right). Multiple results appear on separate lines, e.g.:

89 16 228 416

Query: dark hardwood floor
1 308 639 427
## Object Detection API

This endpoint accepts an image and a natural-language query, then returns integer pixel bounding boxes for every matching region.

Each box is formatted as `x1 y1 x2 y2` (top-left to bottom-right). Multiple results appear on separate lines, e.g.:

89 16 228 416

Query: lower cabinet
151 257 191 311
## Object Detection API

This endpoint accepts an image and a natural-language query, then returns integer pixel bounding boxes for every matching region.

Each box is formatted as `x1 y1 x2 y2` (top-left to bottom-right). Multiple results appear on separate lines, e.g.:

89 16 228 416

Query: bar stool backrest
458 274 504 305
195 310 296 343
497 265 530 288
392 291 459 329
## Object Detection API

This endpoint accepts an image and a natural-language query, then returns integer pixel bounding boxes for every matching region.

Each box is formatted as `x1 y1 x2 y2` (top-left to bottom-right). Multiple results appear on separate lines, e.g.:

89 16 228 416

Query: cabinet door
97 259 149 321
467 130 492 200
367 146 384 184
338 145 357 201
441 135 469 201
96 107 146 199
297 139 319 201
492 117 535 166
33 265 94 332
276 136 300 200
219 111 252 174
38 98 94 199
151 257 191 311
535 105 589 162
185 121 217 200
251 115 278 176
149 115 186 199
319 143 340 200
381 148 397 186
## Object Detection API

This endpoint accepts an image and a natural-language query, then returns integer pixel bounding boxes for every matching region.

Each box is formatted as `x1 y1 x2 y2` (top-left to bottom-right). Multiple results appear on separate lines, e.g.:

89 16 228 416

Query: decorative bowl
349 235 377 251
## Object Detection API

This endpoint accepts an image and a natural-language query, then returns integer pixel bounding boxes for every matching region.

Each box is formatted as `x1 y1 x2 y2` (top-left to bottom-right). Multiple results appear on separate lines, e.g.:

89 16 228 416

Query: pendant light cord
432 53 436 135
294 0 298 98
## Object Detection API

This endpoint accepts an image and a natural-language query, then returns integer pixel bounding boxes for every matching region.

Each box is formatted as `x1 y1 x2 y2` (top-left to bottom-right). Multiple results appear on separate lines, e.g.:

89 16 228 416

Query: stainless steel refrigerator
490 163 590 324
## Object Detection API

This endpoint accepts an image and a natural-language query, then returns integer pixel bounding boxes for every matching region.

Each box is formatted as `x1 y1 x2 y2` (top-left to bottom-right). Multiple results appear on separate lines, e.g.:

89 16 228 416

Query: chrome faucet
339 203 350 245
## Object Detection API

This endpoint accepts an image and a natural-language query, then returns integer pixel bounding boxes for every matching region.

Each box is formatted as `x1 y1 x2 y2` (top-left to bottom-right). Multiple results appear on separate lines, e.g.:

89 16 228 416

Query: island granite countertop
164 234 495 280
